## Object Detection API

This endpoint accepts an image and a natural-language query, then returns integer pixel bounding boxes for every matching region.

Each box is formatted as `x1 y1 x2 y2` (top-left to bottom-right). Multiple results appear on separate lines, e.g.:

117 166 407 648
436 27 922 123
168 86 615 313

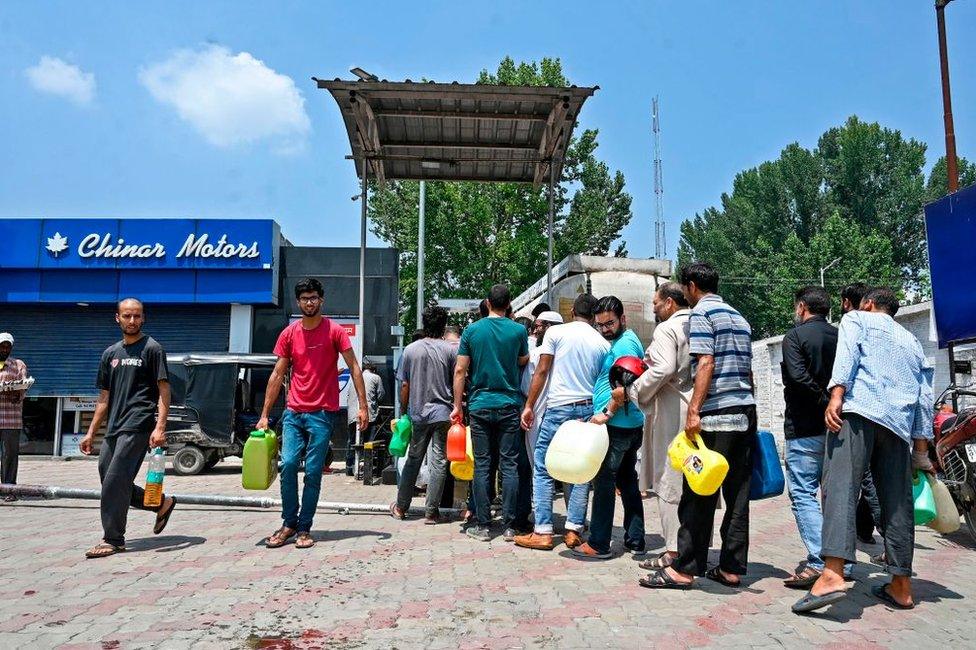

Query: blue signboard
1 218 280 304
924 184 976 347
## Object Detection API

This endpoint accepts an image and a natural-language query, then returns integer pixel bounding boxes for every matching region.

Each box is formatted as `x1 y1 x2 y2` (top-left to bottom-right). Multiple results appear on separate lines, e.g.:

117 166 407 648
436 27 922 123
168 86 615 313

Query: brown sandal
266 527 296 548
85 542 125 559
640 551 677 571
295 532 315 549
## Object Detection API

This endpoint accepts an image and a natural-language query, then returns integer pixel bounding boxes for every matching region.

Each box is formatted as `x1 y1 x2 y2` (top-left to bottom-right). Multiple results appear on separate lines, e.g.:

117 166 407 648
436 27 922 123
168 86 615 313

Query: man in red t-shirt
258 278 369 549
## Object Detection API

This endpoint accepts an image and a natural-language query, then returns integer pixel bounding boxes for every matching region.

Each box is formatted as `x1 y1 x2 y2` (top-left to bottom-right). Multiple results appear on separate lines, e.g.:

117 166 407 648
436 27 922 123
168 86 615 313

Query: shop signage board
0 218 280 304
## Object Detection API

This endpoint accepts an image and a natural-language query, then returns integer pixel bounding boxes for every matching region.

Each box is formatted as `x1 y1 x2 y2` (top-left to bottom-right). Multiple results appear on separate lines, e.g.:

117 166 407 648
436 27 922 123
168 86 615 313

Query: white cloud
139 45 311 153
24 56 96 106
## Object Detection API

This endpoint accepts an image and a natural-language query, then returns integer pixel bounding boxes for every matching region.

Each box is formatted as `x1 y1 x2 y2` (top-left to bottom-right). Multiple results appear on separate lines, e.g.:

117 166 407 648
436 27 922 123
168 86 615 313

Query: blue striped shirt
689 294 755 412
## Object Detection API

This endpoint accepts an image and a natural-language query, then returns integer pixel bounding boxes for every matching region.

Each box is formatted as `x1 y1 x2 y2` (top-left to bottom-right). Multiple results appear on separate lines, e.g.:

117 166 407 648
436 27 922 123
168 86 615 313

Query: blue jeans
533 402 592 534
280 409 336 532
588 424 645 554
786 435 852 574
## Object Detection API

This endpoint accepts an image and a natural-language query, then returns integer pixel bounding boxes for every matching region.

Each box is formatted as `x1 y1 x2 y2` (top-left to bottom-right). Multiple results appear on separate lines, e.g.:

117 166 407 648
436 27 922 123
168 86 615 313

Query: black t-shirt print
96 336 169 436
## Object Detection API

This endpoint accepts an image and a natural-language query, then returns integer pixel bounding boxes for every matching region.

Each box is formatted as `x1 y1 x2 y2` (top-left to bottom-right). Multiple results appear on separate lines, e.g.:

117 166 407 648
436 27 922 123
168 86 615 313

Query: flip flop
871 585 915 610
85 543 125 559
705 566 741 588
638 569 693 590
265 527 296 548
295 532 315 549
784 567 822 590
791 589 847 613
389 502 406 520
153 496 177 535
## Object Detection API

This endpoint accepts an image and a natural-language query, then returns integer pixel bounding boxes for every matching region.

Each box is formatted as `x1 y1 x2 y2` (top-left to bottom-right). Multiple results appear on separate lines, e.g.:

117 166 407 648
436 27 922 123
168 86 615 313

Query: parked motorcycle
932 385 976 541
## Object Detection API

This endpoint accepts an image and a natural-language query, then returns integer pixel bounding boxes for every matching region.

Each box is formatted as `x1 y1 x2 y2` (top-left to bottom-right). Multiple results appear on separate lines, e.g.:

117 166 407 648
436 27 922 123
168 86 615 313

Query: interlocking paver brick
1 457 975 648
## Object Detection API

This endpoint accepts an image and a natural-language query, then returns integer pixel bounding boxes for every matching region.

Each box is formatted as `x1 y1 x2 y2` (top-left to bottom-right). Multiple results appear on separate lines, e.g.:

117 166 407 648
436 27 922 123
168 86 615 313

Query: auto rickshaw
164 353 283 475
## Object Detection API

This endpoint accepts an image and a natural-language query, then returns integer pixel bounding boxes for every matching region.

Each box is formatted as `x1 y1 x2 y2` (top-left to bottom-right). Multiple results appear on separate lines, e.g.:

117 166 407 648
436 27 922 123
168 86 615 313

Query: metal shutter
0 305 230 397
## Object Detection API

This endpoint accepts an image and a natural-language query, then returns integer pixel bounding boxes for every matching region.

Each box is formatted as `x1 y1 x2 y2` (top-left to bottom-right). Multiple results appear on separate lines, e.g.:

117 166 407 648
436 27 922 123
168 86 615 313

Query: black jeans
821 413 914 576
588 424 646 554
396 421 450 516
1 428 19 485
469 404 531 529
98 432 162 547
856 469 884 539
674 405 756 577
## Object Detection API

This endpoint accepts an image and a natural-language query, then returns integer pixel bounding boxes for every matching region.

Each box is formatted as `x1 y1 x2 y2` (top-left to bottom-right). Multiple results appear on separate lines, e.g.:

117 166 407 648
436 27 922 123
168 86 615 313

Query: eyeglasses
298 296 322 304
595 318 618 331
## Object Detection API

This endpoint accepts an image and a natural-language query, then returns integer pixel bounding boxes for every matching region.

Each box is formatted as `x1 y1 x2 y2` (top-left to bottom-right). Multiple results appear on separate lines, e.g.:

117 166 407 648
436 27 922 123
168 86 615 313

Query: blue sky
2 1 974 260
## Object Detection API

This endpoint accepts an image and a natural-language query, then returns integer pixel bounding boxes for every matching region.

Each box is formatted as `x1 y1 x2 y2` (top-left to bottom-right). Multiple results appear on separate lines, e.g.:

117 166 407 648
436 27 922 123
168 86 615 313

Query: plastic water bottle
143 447 165 508
700 413 750 432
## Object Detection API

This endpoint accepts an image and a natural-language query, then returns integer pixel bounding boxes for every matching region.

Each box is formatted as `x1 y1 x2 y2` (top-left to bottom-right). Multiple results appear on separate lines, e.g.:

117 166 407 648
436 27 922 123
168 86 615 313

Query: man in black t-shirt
80 298 175 559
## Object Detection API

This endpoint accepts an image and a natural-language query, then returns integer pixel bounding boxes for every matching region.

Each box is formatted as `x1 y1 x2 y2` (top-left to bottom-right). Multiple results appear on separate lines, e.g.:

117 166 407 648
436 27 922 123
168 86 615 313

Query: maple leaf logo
46 232 69 256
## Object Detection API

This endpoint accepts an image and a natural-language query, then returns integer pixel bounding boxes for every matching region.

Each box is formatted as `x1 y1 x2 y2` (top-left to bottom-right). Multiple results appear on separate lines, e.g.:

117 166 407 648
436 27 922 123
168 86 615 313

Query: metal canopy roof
313 79 597 186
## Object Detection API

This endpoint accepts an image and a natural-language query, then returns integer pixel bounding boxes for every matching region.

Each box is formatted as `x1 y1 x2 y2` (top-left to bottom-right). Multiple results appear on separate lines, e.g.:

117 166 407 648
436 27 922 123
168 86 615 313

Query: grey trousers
98 432 162 546
821 413 914 576
1 429 19 485
396 421 450 516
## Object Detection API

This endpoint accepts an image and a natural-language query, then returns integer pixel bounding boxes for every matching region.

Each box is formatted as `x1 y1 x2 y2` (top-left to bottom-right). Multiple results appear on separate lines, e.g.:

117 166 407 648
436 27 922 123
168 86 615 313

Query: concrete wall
752 300 974 455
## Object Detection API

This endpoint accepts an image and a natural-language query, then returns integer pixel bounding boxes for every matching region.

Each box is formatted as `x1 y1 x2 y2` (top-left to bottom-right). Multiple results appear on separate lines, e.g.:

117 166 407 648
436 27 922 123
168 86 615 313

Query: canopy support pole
546 161 555 304
416 180 426 326
356 157 368 470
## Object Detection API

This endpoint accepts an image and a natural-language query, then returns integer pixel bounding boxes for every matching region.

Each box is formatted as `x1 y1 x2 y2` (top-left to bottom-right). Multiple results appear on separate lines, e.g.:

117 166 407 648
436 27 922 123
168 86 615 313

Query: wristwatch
601 406 614 418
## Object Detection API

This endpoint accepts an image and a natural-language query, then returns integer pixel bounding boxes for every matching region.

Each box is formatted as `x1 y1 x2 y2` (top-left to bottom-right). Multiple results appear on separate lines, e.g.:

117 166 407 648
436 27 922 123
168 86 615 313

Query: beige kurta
628 309 692 500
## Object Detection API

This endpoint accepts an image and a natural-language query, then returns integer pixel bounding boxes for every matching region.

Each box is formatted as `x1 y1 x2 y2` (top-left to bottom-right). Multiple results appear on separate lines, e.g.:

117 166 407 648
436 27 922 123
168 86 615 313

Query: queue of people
38 263 932 615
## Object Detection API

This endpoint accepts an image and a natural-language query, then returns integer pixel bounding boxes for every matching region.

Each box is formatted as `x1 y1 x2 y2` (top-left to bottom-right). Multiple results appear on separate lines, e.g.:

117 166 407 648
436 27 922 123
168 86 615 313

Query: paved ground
1 457 974 649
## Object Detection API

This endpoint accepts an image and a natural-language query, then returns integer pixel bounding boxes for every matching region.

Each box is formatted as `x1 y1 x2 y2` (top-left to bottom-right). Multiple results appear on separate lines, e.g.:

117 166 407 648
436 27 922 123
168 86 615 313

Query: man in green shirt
452 284 530 541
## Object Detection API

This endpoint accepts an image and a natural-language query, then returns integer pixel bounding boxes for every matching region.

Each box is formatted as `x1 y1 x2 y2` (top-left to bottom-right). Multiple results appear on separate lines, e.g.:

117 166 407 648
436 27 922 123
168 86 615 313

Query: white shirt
537 320 610 408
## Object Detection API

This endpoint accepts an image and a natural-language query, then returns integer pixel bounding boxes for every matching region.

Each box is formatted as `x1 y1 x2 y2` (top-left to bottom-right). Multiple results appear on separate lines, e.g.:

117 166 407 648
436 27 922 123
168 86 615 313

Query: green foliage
678 116 966 338
368 57 633 330
926 155 976 202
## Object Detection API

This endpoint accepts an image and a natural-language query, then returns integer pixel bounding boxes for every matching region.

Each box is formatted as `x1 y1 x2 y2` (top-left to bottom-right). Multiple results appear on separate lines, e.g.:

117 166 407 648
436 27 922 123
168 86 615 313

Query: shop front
0 217 281 455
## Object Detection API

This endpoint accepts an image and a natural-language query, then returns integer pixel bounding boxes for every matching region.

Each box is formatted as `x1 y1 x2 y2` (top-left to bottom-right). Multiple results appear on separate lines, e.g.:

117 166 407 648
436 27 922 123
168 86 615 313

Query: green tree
678 116 944 339
926 155 976 202
368 57 633 330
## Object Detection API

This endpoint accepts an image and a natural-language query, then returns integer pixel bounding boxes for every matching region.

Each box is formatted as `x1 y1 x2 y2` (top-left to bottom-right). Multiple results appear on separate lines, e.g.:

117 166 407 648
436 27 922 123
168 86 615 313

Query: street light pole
936 0 959 193
820 257 842 288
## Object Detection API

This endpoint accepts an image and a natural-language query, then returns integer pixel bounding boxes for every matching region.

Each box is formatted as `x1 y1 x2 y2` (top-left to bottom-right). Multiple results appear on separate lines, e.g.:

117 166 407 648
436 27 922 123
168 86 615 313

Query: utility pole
652 96 666 259
936 0 959 193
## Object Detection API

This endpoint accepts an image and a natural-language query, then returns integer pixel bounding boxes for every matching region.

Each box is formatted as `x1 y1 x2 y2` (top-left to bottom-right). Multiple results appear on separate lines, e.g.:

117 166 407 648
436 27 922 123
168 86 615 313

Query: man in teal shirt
575 295 647 559
452 284 530 541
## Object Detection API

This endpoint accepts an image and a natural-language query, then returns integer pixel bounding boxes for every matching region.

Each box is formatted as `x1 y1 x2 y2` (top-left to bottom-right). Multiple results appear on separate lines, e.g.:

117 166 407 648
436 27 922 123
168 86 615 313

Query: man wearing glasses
573 295 647 559
257 278 369 549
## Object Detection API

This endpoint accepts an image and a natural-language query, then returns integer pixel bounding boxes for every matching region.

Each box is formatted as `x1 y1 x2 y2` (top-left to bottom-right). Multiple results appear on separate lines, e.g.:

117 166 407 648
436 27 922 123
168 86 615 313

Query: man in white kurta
613 282 691 568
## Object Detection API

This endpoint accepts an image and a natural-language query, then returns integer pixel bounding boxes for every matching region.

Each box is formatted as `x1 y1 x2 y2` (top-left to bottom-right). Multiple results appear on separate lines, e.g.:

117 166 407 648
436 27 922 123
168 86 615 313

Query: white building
751 300 972 454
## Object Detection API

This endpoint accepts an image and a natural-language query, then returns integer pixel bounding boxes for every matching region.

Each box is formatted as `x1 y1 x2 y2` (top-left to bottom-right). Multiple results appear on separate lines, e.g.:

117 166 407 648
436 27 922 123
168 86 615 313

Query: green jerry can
912 470 937 526
389 414 412 457
242 430 278 490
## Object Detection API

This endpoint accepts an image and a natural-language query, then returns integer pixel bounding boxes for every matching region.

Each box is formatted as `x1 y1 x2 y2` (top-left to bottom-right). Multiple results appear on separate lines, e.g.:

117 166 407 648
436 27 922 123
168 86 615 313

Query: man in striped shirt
640 262 757 590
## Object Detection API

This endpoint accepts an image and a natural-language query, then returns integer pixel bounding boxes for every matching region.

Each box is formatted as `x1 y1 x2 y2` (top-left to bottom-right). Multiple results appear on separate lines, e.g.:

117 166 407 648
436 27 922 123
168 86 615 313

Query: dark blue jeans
469 404 531 529
588 424 646 554
280 409 336 532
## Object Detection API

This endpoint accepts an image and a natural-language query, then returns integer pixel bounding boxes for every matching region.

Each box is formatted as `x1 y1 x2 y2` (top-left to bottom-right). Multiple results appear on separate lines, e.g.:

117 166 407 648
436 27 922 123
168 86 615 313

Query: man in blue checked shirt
792 287 934 614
